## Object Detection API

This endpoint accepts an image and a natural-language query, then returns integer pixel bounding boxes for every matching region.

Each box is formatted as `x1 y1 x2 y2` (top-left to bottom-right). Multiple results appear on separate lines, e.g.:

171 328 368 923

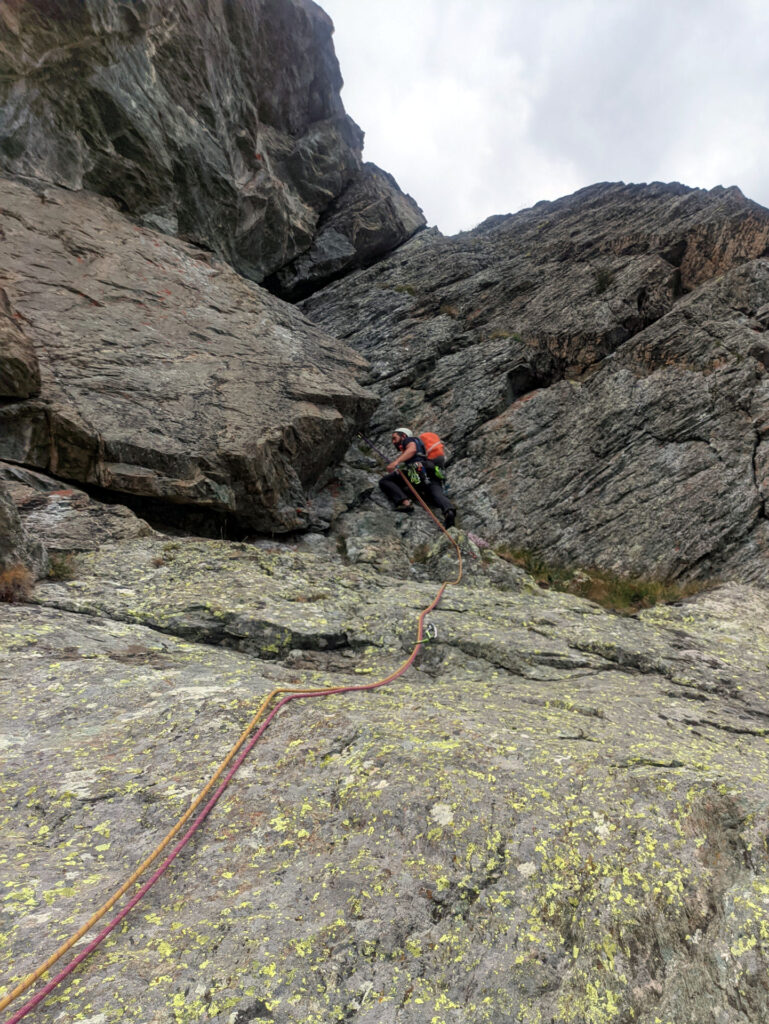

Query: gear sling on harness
380 431 452 514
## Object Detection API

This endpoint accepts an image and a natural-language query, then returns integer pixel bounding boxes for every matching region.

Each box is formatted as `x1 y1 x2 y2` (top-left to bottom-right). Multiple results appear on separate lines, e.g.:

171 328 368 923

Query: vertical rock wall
302 181 769 583
0 0 424 284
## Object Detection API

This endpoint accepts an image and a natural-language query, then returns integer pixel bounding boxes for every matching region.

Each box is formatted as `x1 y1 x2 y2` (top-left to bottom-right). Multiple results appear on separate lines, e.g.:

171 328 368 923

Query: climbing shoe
443 508 456 528
395 500 414 513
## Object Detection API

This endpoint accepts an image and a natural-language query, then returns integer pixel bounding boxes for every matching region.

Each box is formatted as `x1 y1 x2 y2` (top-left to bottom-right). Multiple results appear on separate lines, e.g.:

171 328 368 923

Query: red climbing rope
2 444 461 1022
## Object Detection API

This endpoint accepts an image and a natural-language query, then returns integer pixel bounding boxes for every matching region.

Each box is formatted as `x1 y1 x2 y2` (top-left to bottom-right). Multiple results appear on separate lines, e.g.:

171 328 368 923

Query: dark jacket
395 435 426 462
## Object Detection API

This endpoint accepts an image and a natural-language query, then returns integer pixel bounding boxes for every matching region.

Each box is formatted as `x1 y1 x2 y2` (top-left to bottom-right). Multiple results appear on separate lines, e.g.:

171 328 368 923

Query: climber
379 427 456 528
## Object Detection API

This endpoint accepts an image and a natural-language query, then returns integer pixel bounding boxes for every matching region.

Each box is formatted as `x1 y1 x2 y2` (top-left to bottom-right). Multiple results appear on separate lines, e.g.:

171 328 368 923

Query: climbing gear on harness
364 432 458 534
405 465 423 485
433 464 446 480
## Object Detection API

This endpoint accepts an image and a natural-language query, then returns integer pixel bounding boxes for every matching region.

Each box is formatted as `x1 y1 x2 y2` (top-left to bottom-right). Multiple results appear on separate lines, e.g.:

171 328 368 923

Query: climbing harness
1 444 463 1024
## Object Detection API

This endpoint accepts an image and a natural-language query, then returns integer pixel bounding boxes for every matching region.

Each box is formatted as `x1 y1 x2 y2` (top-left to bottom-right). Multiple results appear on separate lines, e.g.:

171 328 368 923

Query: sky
319 0 769 235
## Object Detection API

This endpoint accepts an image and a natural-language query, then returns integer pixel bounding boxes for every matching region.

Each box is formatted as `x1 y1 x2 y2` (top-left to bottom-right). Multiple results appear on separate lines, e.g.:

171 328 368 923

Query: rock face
0 0 424 286
1 461 155 553
5 7 769 1021
268 162 428 300
302 181 769 583
0 286 39 398
0 174 377 532
0 478 46 577
3 518 769 1023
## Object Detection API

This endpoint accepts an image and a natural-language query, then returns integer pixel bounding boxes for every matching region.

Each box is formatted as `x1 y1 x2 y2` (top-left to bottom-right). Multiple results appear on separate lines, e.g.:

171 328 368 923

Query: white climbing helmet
393 426 412 438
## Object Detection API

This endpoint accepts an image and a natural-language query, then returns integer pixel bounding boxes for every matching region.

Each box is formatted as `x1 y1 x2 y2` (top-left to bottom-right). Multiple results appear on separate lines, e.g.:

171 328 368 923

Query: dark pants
379 468 453 513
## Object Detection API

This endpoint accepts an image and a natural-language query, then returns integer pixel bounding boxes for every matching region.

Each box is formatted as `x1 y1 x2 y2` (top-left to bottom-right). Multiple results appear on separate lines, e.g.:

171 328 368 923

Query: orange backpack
419 432 445 459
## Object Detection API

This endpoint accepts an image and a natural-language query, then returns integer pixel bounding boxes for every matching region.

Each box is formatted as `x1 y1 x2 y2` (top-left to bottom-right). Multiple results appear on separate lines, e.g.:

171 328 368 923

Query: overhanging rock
0 0 424 288
0 175 377 533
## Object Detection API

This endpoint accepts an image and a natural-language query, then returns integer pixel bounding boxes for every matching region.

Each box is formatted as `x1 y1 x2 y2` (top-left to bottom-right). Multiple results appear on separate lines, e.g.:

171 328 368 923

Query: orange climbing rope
1 451 462 1022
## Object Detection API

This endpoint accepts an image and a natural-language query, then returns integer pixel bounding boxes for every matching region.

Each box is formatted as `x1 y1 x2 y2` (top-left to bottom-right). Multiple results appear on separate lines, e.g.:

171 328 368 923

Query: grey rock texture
301 181 769 583
269 162 427 300
2 519 769 1023
0 174 377 533
0 462 156 553
5 5 769 1021
0 286 39 398
0 0 423 286
0 478 46 577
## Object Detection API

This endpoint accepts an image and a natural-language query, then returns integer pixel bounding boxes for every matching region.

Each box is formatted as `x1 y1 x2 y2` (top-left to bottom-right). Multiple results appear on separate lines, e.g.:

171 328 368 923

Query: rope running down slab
2 440 462 1023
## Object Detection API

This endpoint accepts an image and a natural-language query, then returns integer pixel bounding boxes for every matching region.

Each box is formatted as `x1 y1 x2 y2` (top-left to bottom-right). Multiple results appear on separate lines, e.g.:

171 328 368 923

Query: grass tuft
495 546 710 614
47 552 78 581
410 542 432 565
0 564 35 602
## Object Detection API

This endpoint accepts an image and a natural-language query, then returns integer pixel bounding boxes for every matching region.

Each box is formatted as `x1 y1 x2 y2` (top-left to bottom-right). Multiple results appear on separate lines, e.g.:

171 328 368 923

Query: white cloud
320 0 769 233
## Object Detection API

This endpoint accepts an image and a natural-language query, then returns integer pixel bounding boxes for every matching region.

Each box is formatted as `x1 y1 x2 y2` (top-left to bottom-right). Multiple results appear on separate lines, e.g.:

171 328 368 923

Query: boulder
0 173 377 533
0 462 155 553
0 0 423 286
302 181 769 583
